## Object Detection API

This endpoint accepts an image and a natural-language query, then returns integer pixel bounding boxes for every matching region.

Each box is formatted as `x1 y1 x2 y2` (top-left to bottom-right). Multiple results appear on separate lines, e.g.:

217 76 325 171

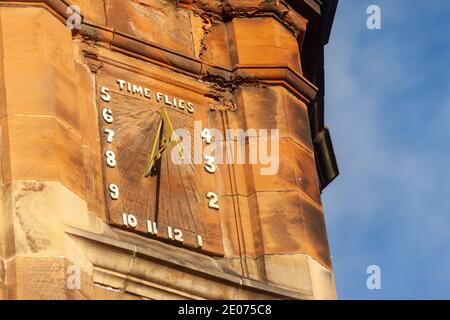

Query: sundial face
96 75 224 256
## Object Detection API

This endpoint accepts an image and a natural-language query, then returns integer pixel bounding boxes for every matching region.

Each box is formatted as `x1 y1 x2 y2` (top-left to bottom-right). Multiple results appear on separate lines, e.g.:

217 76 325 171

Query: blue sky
322 0 450 299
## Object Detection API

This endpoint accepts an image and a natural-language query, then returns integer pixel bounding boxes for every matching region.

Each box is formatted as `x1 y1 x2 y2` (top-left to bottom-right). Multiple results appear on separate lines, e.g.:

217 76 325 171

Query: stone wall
0 0 337 299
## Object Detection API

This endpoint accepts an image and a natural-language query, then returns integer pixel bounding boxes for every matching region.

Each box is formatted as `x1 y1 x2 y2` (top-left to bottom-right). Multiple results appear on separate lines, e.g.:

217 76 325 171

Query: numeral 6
102 108 114 124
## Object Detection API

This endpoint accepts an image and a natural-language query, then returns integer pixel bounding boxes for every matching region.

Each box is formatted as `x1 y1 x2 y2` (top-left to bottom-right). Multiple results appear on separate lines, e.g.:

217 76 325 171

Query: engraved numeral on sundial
201 128 213 144
101 88 119 205
100 86 111 102
204 155 216 174
202 127 219 211
207 192 220 210
104 128 115 144
105 150 117 168
146 220 158 235
102 108 114 124
197 235 203 248
122 213 138 229
109 184 120 200
168 226 184 243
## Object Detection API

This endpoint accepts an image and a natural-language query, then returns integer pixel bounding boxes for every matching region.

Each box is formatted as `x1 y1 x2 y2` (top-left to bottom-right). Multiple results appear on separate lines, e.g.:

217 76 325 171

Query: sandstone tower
0 0 339 299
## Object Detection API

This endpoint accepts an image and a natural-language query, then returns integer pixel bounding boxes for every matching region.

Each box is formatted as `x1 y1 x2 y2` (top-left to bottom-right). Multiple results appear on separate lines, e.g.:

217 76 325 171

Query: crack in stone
197 16 214 59
122 246 138 292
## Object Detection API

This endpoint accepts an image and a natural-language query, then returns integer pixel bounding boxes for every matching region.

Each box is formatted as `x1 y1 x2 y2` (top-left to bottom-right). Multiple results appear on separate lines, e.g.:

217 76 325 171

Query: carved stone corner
81 47 102 74
187 0 308 38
